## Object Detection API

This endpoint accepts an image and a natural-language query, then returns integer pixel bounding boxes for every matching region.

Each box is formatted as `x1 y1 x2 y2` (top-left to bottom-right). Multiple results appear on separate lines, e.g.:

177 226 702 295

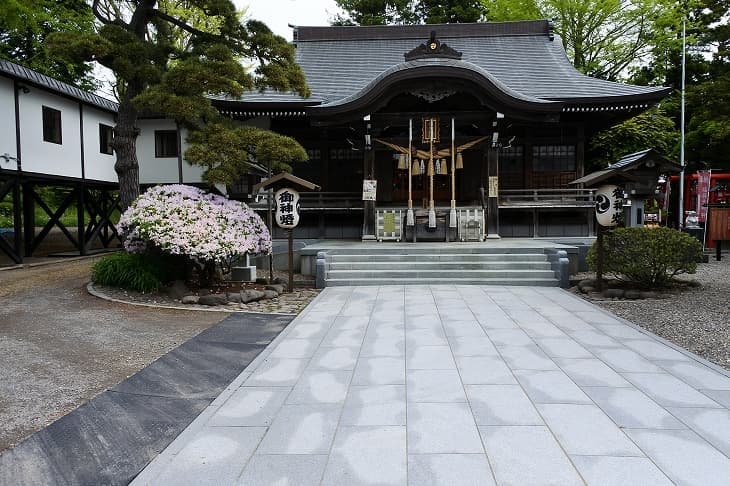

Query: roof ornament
404 30 462 61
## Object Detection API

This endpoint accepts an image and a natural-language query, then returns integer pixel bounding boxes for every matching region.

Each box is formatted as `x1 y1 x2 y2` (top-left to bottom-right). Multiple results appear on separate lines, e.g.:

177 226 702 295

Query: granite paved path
133 286 730 486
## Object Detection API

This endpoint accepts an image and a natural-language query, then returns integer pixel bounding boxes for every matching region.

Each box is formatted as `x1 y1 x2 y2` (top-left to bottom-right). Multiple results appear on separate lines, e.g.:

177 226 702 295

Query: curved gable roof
291 20 668 108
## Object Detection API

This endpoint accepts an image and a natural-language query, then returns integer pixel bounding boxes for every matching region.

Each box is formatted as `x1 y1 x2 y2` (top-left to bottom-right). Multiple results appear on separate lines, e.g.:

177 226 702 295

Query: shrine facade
219 20 672 240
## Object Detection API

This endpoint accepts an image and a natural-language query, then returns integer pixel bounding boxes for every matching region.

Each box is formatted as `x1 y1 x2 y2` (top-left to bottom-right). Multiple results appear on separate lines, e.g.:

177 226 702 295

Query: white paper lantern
595 184 622 227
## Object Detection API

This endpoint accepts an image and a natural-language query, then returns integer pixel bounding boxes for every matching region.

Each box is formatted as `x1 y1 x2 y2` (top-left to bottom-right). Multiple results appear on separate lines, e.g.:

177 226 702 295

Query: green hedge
587 227 703 289
92 252 183 293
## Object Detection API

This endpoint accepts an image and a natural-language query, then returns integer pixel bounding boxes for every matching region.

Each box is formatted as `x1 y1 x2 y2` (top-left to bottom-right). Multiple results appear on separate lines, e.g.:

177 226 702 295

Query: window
42 106 62 144
99 124 113 154
532 145 576 172
154 130 179 158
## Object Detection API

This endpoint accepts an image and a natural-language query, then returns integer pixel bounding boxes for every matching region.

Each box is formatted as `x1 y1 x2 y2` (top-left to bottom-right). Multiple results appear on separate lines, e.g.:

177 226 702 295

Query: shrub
92 252 175 293
587 226 703 289
118 185 271 286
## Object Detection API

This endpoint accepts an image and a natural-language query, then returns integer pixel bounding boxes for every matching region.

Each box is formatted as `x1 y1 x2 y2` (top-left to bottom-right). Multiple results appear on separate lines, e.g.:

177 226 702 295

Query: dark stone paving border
0 312 293 486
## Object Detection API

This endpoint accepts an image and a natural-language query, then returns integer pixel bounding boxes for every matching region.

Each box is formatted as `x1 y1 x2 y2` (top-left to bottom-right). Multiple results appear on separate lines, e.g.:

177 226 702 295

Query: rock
687 280 702 288
578 279 595 291
273 277 287 285
602 288 625 299
181 295 199 305
641 291 659 299
227 292 242 303
166 280 190 300
265 284 286 295
198 288 211 296
579 285 594 294
198 294 228 306
262 290 279 300
625 289 642 300
255 277 269 285
240 289 265 303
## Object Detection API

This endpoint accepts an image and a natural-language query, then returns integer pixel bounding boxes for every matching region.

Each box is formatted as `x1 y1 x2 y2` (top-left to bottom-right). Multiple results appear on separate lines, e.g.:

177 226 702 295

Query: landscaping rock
198 288 211 296
265 284 286 295
198 294 228 306
262 290 279 300
255 278 268 285
226 292 242 304
273 277 287 285
579 285 594 294
181 295 199 305
624 289 642 300
240 289 265 304
641 291 659 299
166 280 190 300
602 288 625 299
578 279 595 292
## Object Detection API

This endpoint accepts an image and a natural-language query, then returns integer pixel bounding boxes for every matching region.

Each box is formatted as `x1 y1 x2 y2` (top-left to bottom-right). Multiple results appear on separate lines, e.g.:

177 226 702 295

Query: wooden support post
22 183 34 257
77 184 86 255
486 147 500 238
288 229 294 292
596 224 604 291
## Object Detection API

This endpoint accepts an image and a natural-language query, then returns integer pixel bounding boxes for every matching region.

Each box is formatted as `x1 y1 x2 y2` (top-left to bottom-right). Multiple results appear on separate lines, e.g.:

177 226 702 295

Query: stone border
86 282 298 316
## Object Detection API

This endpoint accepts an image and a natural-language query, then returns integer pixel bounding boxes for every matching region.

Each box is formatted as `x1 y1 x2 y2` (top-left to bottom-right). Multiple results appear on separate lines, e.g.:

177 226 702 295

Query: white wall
82 106 117 183
17 87 82 178
138 119 204 184
0 77 16 169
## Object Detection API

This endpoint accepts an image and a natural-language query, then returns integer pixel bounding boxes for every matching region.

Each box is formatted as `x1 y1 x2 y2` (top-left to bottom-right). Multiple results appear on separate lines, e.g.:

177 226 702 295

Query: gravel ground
573 256 730 370
0 259 225 452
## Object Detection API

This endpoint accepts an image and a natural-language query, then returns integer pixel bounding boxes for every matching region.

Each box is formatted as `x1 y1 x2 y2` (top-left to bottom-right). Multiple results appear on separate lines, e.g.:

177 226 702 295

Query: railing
250 192 362 211
499 188 596 208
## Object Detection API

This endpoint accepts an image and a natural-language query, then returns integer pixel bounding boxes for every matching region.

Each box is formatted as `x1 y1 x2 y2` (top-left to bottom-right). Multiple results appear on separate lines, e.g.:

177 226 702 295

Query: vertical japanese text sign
275 187 300 229
595 184 623 227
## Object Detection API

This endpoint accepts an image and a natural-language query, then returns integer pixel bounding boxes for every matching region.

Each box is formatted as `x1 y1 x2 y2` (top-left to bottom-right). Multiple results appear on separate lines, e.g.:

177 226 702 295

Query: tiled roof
0 59 118 112
609 149 654 169
274 20 668 108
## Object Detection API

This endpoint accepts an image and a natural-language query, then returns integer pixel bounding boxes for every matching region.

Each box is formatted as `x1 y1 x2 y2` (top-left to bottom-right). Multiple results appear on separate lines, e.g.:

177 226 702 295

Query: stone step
326 269 558 280
325 277 559 287
328 261 552 271
326 246 546 255
329 253 548 262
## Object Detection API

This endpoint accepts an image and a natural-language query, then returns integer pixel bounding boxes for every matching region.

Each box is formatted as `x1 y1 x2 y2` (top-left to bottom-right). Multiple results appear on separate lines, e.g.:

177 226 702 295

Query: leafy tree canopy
185 121 308 186
333 0 485 25
0 0 98 90
588 108 678 170
46 0 310 209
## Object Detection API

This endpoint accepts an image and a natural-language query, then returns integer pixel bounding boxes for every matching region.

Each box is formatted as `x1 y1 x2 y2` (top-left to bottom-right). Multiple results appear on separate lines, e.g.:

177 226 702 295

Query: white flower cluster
119 185 271 262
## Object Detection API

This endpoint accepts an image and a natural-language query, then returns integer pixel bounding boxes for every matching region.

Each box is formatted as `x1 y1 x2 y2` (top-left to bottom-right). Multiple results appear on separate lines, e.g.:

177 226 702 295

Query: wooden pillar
22 182 34 257
76 184 86 255
486 145 500 238
362 116 376 240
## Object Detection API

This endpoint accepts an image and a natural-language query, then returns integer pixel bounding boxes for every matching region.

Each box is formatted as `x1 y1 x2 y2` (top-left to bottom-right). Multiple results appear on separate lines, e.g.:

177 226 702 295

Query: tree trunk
112 90 141 211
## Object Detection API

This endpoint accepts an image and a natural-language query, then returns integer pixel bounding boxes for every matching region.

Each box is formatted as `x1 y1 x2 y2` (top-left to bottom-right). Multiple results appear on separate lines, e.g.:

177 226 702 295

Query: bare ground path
0 258 226 451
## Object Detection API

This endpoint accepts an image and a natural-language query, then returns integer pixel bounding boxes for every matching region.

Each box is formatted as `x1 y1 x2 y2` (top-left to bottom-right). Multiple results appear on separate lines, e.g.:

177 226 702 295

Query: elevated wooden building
224 20 670 240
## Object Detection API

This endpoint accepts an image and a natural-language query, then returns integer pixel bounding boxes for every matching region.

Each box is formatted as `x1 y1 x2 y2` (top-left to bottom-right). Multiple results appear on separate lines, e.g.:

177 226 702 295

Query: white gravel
578 255 730 370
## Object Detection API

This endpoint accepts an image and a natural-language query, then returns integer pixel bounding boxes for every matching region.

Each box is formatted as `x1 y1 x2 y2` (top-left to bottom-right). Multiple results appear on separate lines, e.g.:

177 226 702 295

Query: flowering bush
119 185 270 285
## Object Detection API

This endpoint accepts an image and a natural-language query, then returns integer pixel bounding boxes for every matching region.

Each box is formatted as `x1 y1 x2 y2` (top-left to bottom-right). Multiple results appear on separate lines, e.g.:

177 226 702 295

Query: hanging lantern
435 159 441 175
397 154 408 170
412 159 421 175
420 159 425 174
439 158 448 175
427 159 434 176
456 152 464 170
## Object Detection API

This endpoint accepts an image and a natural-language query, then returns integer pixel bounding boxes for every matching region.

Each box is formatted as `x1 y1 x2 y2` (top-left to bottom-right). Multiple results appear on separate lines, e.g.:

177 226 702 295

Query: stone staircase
320 246 562 287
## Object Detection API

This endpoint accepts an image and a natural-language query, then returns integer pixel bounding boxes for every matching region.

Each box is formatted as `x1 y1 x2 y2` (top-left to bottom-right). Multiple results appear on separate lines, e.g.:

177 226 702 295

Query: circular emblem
429 42 438 50
595 194 611 214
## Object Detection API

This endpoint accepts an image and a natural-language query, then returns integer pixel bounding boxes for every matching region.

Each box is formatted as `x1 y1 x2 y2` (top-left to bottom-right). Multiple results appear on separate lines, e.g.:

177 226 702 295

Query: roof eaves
0 59 118 113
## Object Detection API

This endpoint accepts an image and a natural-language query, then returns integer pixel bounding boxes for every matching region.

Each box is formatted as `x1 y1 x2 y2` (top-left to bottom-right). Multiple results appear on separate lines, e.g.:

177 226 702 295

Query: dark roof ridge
295 20 552 42
0 58 118 113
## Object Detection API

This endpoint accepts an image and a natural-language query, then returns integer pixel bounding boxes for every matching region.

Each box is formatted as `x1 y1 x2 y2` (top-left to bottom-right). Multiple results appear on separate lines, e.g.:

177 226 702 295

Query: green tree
333 0 484 25
47 0 309 210
185 122 308 186
588 108 678 170
0 0 97 89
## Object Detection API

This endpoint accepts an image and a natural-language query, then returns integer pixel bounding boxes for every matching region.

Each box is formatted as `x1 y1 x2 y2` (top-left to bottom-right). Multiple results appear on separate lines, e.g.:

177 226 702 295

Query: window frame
42 106 62 145
99 123 114 155
154 129 179 158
